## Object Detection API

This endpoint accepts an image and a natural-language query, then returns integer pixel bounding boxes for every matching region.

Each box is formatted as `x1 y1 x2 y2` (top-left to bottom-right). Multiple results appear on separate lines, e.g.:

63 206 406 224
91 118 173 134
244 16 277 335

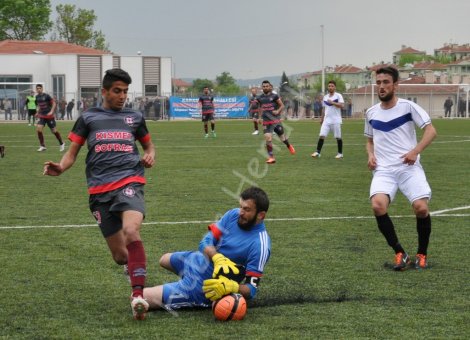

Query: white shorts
319 123 342 138
370 164 431 203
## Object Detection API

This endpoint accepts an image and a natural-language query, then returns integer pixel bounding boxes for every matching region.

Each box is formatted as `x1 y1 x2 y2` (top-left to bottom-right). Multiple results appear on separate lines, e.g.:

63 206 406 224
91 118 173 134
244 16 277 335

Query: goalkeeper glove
211 253 240 278
202 276 239 301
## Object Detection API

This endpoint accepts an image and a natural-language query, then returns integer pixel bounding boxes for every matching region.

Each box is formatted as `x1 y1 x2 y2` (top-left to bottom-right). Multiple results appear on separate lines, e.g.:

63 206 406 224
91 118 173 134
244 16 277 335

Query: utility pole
321 24 325 94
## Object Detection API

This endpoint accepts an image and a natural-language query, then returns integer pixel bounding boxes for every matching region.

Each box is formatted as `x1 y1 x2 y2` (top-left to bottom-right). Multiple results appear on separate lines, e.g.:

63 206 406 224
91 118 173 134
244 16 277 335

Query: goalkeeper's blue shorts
162 251 213 309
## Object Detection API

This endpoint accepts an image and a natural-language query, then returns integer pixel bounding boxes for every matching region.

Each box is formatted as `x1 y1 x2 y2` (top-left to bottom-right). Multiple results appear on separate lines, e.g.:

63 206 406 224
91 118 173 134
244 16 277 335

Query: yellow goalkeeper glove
203 276 239 301
211 253 240 278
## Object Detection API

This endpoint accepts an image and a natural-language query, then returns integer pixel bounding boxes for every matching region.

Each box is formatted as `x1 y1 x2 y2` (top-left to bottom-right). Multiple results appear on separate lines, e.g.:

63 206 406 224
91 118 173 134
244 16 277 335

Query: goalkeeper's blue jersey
206 208 271 277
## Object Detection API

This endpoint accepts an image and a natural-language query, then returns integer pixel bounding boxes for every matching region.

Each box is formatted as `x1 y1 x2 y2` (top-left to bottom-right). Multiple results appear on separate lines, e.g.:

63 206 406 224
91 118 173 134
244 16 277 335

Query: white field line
0 208 468 230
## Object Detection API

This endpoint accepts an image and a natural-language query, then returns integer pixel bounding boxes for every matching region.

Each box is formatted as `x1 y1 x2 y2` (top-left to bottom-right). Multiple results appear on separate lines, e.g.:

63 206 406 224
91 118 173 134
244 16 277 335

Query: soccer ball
212 293 247 321
214 264 246 283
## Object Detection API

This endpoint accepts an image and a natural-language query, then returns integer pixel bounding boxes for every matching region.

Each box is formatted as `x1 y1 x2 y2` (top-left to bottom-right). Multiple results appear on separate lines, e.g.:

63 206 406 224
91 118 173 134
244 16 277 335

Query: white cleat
311 151 321 158
335 153 343 159
252 130 259 135
37 146 47 152
59 143 66 152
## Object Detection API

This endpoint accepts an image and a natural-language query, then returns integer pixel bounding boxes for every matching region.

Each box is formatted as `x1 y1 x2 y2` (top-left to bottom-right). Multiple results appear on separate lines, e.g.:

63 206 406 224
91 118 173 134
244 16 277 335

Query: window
52 75 65 101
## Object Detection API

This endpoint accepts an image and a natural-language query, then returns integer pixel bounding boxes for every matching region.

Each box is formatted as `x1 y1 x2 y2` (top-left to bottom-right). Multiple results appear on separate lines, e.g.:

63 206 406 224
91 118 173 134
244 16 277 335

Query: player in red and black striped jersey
43 69 156 320
256 80 295 164
35 84 65 152
199 87 216 138
248 87 260 135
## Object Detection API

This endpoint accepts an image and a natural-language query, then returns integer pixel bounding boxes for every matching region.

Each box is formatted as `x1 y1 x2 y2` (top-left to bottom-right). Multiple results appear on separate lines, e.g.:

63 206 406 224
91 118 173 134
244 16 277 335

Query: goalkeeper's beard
238 215 257 230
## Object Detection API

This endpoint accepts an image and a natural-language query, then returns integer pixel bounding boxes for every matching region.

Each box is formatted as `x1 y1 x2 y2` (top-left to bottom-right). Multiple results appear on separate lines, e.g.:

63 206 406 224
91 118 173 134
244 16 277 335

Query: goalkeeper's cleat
393 252 410 271
266 157 276 164
288 145 296 155
131 296 149 320
311 151 321 158
335 153 343 159
414 254 428 269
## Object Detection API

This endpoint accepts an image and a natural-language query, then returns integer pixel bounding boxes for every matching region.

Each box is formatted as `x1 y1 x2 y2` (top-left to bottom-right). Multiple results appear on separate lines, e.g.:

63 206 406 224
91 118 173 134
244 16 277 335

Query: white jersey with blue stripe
212 208 271 277
322 92 344 124
364 98 431 169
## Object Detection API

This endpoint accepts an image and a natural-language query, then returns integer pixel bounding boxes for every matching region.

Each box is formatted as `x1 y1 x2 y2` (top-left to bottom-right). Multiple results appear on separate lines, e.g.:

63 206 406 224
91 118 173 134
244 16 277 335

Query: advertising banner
169 96 249 119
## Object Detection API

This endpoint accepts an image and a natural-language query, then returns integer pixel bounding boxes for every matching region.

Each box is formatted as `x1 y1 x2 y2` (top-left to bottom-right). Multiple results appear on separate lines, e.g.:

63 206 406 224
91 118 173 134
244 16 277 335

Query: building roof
407 61 447 70
435 43 470 53
366 63 397 72
0 40 111 55
172 78 191 87
330 64 363 73
351 83 459 94
394 46 425 55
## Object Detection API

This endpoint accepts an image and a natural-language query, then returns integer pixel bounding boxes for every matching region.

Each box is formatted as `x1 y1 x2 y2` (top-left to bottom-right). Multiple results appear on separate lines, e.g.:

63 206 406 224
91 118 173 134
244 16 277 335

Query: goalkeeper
143 186 271 311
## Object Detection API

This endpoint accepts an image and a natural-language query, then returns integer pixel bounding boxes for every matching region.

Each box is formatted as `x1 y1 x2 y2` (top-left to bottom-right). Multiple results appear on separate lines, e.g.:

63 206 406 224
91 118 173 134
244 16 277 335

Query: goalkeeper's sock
416 214 431 255
316 138 324 153
375 213 405 254
127 240 147 298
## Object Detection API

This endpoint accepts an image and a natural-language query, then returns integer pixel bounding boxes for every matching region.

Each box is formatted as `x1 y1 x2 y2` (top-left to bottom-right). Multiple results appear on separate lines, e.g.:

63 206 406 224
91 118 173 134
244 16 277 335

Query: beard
378 91 394 102
238 214 258 230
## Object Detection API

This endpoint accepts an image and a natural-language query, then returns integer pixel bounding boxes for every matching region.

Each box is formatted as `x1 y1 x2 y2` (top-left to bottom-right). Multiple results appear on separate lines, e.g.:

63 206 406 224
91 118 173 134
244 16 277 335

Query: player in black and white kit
43 69 156 320
199 86 216 138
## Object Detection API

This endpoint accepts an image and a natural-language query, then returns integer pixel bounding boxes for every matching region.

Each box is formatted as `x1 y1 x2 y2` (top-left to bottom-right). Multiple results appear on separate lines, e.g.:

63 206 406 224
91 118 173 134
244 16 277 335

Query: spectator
4 98 12 120
66 99 75 120
443 96 453 118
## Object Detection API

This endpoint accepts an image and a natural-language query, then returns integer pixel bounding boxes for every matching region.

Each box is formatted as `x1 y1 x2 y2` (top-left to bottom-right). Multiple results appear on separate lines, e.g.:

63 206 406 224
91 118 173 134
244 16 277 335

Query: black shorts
28 109 36 117
89 183 145 238
201 113 214 122
263 123 282 134
250 111 259 119
37 118 57 129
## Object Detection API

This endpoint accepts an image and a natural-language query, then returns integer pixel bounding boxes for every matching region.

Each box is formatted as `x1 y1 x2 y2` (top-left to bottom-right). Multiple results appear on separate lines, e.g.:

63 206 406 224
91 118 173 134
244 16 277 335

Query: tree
215 71 240 95
0 0 52 40
189 79 214 95
53 4 108 51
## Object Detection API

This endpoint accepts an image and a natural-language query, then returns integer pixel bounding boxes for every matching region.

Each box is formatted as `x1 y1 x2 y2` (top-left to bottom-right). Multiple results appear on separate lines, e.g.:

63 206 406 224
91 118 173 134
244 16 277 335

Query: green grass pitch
0 118 468 338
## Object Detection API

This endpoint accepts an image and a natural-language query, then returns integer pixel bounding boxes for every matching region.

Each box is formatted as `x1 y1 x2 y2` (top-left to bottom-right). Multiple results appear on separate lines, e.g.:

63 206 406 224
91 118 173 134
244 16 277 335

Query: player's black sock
254 121 258 130
316 138 324 153
416 215 431 255
204 125 208 134
337 138 343 154
375 213 405 254
283 139 290 147
211 123 215 131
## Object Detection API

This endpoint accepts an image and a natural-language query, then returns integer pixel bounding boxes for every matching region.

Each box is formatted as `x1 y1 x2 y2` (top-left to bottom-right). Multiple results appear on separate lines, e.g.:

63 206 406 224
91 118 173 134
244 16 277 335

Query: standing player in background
365 66 436 270
142 187 271 311
311 80 344 159
199 86 216 138
35 84 65 152
43 69 156 320
248 87 260 135
256 80 295 164
25 91 37 126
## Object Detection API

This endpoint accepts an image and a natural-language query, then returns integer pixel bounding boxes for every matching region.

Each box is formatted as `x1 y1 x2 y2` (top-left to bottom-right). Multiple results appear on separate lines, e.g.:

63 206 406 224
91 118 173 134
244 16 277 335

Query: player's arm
43 141 81 176
400 123 437 165
273 98 284 116
48 98 57 117
140 139 155 168
366 137 377 170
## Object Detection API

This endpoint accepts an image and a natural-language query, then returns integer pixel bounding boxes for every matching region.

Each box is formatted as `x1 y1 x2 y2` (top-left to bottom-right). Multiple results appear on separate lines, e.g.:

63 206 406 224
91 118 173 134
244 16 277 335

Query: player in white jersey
364 66 437 271
311 80 345 159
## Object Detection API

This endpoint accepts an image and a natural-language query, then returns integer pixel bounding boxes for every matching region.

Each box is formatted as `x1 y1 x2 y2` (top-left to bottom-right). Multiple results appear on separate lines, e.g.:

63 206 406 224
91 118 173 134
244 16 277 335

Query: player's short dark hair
36 84 43 88
376 66 399 83
328 80 336 86
240 187 269 213
102 68 132 89
262 80 271 86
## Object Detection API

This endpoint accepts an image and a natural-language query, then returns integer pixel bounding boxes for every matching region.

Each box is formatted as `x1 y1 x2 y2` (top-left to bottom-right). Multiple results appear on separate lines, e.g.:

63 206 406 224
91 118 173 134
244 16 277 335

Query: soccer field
0 118 468 339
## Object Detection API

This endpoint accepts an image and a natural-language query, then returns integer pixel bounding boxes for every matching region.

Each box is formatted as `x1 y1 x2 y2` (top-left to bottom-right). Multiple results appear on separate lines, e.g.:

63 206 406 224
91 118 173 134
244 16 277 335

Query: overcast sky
49 0 470 80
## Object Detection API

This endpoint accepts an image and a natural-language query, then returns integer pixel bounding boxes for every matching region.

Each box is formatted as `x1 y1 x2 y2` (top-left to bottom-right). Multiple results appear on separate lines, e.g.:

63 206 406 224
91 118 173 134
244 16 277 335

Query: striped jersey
256 92 281 125
249 95 260 113
364 98 432 169
198 95 214 115
206 208 271 277
68 107 152 194
36 93 54 120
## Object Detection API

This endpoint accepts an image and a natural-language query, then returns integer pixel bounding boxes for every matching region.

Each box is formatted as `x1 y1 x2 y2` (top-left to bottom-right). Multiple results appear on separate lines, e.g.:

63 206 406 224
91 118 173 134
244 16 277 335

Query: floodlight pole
321 24 325 94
